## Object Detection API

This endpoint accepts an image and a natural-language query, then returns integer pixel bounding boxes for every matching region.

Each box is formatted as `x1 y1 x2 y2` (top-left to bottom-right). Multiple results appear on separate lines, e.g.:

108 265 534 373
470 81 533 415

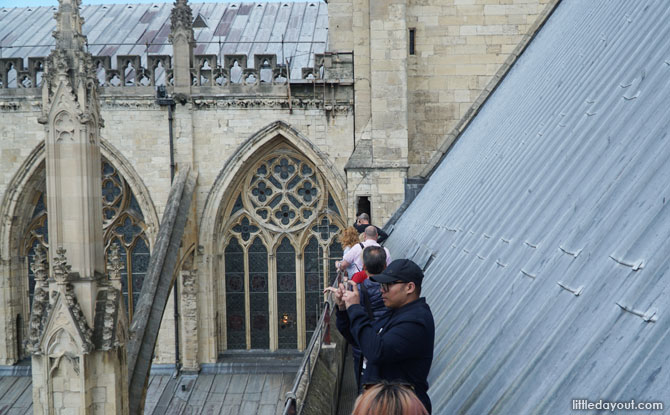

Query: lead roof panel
0 2 327 71
382 0 670 413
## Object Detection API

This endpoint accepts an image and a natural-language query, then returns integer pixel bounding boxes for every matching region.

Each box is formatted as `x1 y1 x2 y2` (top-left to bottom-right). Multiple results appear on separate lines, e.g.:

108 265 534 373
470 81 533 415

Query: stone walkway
336 346 359 415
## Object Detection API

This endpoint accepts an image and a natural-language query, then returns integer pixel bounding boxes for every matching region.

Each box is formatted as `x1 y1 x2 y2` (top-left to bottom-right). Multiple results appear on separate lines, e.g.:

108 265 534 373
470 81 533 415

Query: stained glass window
248 154 320 230
248 237 269 349
220 147 345 351
225 237 246 349
23 159 150 321
329 241 343 286
303 237 322 342
276 237 297 349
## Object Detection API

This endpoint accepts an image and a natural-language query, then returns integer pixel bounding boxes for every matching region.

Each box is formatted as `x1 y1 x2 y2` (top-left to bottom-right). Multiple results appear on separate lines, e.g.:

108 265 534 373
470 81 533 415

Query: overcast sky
2 0 311 7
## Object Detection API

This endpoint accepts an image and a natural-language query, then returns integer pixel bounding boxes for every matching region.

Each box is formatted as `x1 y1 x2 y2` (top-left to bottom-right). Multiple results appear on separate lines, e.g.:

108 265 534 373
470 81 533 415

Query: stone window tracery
219 147 344 351
22 159 150 322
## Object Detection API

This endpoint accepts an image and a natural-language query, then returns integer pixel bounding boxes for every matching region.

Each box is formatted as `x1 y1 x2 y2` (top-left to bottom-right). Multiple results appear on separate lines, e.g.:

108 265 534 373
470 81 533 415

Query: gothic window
276 237 297 349
224 237 245 350
22 159 150 321
218 146 345 351
328 239 344 283
303 237 322 341
249 237 269 349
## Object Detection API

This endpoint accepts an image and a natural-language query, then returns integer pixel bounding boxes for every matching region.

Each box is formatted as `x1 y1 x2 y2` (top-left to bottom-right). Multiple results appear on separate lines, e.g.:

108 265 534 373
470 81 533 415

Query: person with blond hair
352 382 428 415
336 226 363 278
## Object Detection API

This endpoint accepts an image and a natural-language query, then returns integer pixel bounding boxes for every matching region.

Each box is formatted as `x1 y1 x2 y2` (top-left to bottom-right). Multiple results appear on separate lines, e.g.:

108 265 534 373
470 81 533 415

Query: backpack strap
353 242 365 272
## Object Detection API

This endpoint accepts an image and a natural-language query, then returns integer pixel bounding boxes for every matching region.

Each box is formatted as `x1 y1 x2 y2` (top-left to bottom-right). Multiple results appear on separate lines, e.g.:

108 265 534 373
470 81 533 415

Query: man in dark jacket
354 213 389 244
330 246 388 390
339 259 435 413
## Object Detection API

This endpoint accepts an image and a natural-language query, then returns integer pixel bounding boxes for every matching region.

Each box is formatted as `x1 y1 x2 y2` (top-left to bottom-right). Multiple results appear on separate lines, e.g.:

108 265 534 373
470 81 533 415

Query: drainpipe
156 85 180 376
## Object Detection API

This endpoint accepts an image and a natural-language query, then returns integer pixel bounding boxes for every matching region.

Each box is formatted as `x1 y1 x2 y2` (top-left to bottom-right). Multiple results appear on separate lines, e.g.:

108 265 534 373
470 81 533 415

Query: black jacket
337 298 435 413
353 223 389 244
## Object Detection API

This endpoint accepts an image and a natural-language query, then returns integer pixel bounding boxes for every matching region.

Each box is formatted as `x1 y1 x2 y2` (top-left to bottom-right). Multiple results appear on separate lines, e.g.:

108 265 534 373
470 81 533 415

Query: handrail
282 270 343 415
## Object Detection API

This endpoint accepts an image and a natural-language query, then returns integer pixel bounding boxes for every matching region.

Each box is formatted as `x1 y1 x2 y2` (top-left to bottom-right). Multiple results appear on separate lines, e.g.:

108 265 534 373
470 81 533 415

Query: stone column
169 0 196 171
343 0 409 225
170 0 195 97
179 269 199 372
369 0 409 167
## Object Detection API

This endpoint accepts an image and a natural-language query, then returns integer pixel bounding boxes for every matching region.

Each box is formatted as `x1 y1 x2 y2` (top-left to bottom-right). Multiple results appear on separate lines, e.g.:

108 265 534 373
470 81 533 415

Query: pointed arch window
22 159 150 320
249 237 269 349
218 146 345 351
224 237 245 350
277 237 297 349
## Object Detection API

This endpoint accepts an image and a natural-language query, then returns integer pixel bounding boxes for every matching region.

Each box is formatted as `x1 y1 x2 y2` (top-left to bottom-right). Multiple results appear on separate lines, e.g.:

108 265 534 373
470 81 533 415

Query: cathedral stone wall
0 101 44 203
0 88 354 364
191 106 354 214
406 0 556 177
328 0 558 177
0 0 556 369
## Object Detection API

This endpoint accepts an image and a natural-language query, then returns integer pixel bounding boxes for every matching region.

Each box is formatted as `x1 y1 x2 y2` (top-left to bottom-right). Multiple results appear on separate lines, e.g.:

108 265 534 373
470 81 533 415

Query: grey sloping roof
0 372 295 414
144 372 295 415
383 0 670 413
0 2 327 78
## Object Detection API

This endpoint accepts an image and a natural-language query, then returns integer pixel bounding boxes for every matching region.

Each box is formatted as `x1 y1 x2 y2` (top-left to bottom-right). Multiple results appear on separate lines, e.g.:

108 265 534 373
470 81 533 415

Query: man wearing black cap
337 258 435 413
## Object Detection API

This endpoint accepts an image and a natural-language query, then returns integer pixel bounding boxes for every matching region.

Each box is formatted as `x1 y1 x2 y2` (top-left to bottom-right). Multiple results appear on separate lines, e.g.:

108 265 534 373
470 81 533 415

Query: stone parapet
0 52 353 91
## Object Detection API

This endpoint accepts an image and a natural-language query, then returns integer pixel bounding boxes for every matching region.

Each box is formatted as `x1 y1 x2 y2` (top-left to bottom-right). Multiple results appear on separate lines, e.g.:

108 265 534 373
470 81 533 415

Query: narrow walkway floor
337 346 359 415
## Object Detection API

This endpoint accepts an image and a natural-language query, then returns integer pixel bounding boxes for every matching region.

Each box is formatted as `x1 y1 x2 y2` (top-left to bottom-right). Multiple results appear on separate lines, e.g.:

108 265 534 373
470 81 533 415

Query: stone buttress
28 0 129 413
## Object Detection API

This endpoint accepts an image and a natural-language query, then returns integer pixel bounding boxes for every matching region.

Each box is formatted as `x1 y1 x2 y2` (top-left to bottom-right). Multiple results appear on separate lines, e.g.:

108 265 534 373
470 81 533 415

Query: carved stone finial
43 0 101 126
52 247 72 284
31 245 49 283
53 0 86 51
169 0 195 43
108 243 124 282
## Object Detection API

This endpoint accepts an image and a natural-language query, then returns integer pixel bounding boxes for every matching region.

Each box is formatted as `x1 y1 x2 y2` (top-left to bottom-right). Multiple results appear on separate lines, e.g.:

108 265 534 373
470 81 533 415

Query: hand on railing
324 270 346 311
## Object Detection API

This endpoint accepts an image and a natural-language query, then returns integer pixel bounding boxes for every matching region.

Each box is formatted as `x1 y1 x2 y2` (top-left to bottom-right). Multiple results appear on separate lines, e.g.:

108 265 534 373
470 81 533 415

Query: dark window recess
225 238 246 349
276 237 297 349
356 196 371 221
249 237 269 349
303 237 322 342
409 28 416 55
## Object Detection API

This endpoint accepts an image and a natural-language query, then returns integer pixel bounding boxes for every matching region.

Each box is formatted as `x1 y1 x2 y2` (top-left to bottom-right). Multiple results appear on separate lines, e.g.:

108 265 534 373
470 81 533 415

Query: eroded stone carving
169 0 195 44
63 283 95 353
52 247 73 284
107 242 123 284
27 245 50 353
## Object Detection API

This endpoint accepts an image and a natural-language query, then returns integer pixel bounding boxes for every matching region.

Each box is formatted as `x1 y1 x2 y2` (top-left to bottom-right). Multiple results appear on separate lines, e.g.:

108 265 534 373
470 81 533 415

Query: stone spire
30 1 129 413
53 0 87 51
40 0 105 293
169 0 195 94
